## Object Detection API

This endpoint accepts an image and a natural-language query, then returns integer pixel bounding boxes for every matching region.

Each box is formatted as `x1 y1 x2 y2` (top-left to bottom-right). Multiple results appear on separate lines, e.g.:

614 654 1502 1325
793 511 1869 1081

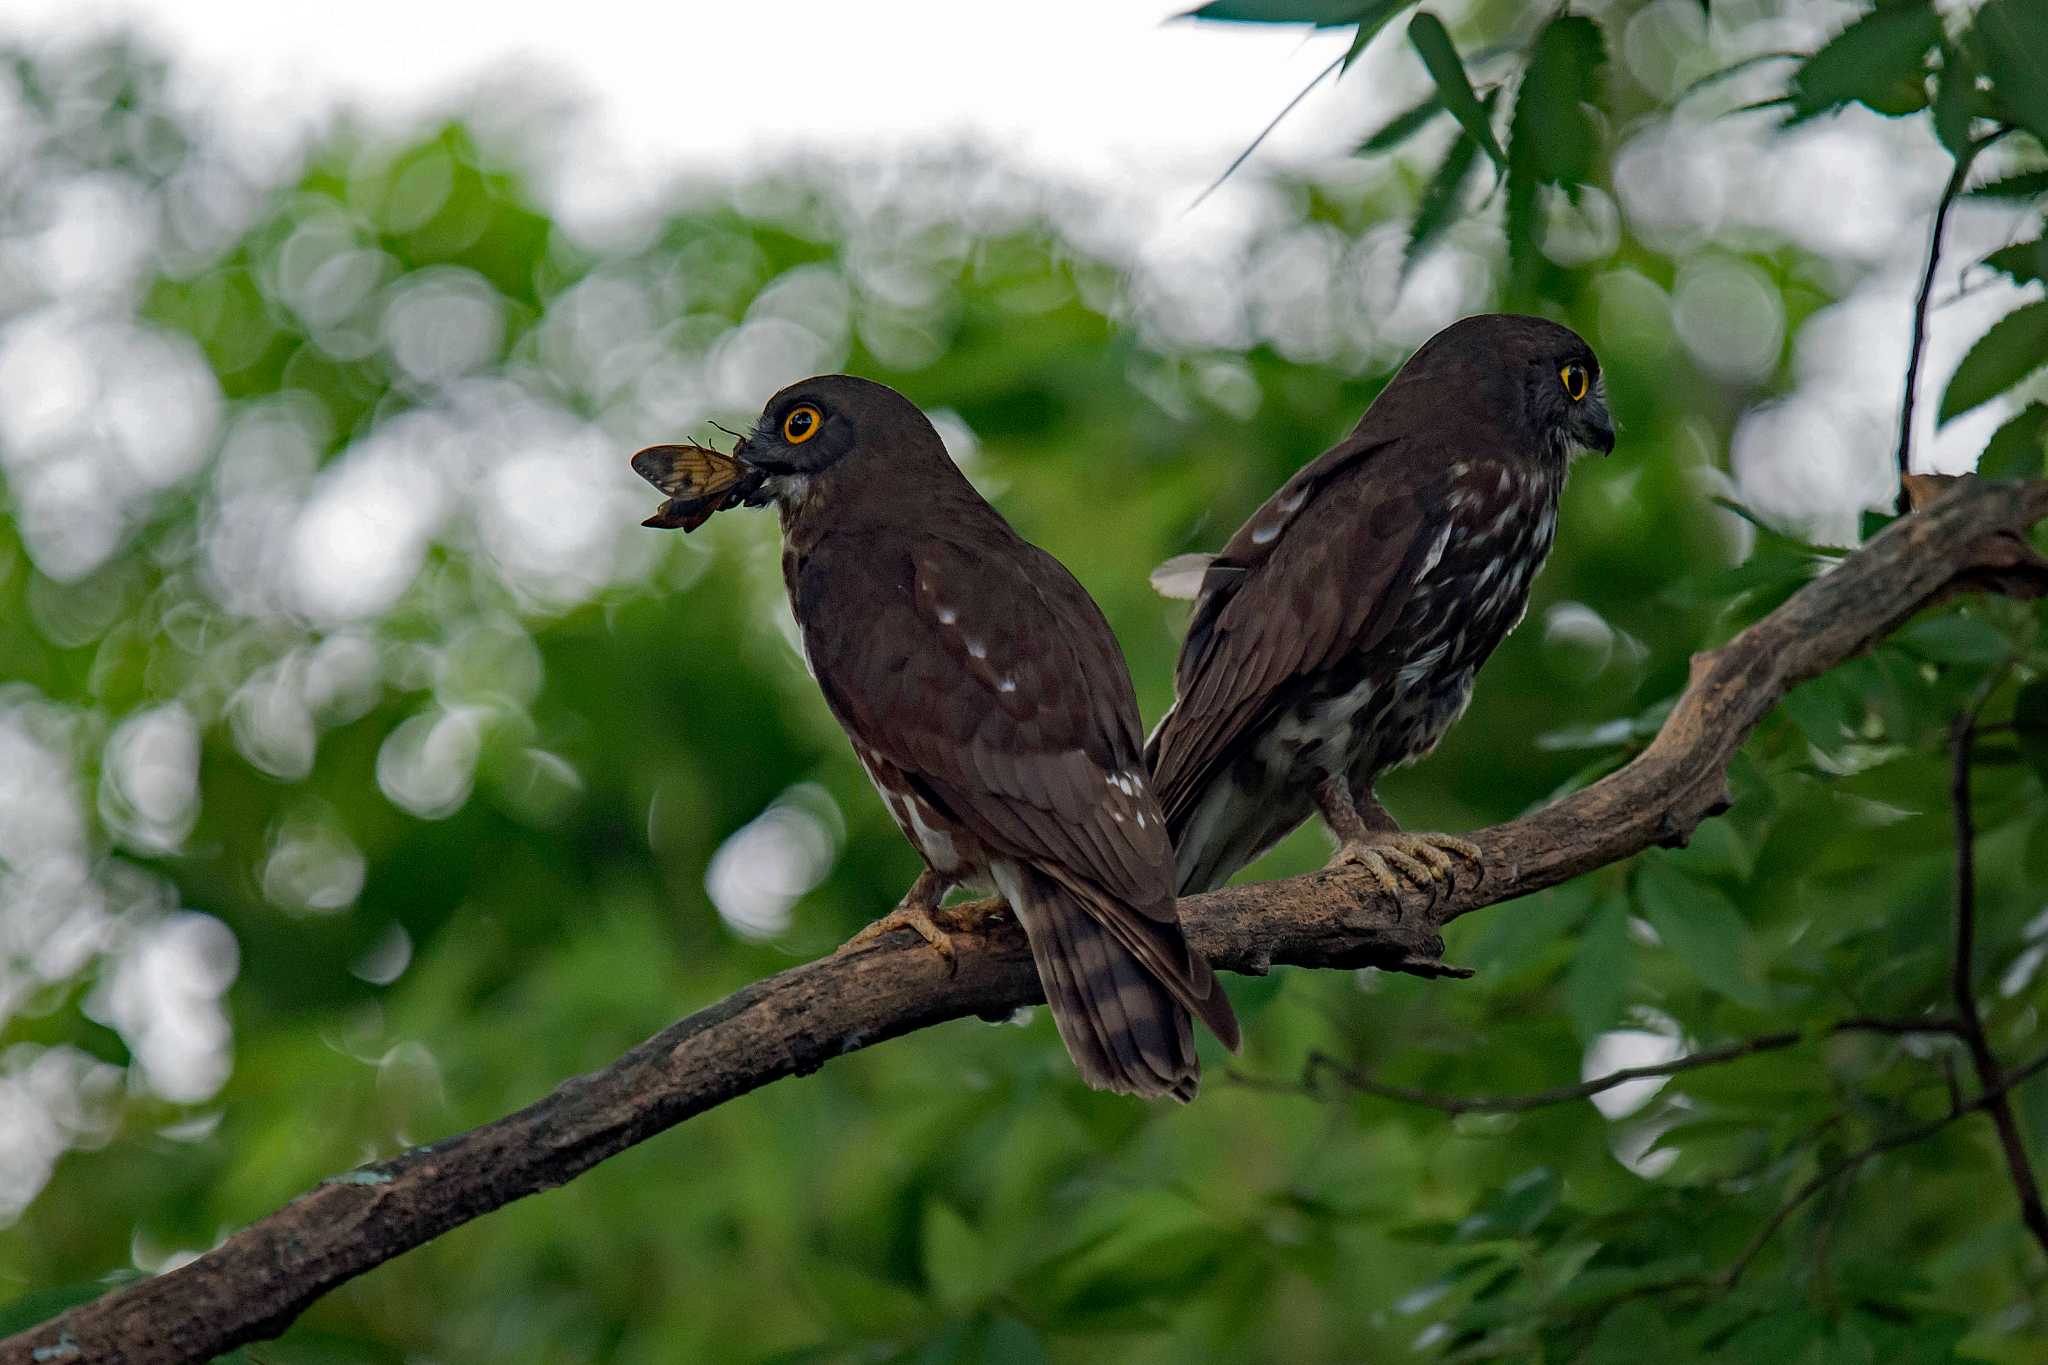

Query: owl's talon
1331 832 1484 910
843 869 963 972
845 904 959 972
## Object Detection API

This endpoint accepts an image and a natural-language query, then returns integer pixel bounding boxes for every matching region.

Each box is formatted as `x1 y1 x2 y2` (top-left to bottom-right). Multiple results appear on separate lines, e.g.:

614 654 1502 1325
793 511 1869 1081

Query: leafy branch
1948 655 2048 1256
5 479 2045 1365
1229 1016 1970 1115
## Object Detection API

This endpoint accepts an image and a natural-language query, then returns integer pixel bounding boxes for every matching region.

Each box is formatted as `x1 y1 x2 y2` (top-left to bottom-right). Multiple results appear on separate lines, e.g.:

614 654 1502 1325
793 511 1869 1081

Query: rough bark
6 478 2046 1365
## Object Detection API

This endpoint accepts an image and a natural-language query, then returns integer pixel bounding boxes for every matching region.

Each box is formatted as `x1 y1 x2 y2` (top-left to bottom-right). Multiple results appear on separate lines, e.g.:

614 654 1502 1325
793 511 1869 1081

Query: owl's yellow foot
843 870 963 970
1331 832 1483 908
847 903 958 966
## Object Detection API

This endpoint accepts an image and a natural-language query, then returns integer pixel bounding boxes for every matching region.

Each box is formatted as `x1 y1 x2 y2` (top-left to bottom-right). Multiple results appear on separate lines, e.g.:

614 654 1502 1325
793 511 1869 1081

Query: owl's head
1400 313 1616 460
735 374 946 484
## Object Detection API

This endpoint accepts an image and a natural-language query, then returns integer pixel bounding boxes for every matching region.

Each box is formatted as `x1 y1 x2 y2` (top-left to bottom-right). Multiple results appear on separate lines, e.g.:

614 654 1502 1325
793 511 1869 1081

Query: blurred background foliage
3 0 2048 1360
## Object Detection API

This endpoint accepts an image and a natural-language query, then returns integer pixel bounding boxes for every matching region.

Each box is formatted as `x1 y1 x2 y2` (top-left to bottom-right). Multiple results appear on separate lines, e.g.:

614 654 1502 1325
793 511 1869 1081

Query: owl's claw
846 903 959 970
843 870 970 972
1331 832 1484 911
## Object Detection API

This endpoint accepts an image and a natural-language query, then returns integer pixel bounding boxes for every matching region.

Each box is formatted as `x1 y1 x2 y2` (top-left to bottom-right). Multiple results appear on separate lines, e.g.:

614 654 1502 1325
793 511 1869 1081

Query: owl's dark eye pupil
790 412 810 435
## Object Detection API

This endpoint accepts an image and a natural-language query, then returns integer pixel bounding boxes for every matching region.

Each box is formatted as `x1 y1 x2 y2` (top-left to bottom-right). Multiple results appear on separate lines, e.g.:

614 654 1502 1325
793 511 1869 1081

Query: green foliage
1981 403 2048 480
1506 14 1608 301
1180 0 1391 24
1981 237 2048 286
1939 300 2048 424
4 8 2048 1364
1977 0 2048 146
1406 12 1505 169
1405 90 1492 273
1356 92 1441 154
1968 169 2048 201
1787 0 1941 121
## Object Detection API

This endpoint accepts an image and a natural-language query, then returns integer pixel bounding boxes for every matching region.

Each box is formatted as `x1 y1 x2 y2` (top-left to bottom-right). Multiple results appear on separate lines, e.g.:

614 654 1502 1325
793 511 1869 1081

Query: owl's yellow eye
782 404 823 444
1560 363 1589 402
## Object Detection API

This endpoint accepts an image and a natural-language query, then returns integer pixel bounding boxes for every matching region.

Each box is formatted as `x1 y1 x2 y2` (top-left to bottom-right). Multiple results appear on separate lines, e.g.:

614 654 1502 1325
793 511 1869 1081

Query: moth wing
631 444 747 499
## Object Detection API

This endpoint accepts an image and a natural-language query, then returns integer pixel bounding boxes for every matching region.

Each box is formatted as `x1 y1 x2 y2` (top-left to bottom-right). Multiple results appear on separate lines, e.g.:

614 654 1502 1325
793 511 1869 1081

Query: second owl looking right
1146 313 1615 899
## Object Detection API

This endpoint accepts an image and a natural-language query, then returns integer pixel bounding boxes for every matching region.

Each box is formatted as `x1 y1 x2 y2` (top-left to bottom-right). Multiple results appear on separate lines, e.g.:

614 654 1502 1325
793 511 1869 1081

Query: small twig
1720 1045 2048 1290
1230 1033 1803 1113
1895 154 1975 509
1830 1014 1967 1038
1188 52 1345 212
1949 663 2048 1257
1675 50 1803 104
1895 130 2011 512
1570 1044 2048 1320
1232 1015 1969 1112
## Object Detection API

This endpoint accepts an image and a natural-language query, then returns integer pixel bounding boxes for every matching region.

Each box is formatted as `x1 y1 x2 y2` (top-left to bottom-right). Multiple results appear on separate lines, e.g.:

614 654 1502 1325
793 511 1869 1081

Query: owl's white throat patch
763 471 812 506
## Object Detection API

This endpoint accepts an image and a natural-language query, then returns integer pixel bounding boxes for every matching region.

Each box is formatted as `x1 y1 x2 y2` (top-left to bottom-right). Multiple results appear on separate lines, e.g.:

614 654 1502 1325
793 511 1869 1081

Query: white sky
0 0 2030 518
0 1 1374 216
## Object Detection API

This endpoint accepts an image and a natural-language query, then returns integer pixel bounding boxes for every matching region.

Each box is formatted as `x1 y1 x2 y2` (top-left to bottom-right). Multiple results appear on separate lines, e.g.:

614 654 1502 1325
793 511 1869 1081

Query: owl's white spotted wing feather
794 524 1240 1088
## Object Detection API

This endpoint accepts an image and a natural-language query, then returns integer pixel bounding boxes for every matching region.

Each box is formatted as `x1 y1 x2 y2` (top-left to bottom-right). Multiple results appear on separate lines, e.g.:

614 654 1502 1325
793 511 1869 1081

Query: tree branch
1530 1042 2048 1328
1229 1015 1975 1115
1230 1033 1802 1113
1949 662 2048 1257
7 478 2048 1365
1671 1043 2048 1301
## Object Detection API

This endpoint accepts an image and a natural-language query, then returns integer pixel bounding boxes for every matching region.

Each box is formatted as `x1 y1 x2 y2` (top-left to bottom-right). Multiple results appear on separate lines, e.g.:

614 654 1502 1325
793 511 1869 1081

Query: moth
630 442 768 532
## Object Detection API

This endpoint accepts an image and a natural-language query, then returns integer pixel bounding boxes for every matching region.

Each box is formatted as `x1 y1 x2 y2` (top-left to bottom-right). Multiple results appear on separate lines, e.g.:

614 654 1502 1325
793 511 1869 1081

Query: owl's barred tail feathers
993 863 1237 1102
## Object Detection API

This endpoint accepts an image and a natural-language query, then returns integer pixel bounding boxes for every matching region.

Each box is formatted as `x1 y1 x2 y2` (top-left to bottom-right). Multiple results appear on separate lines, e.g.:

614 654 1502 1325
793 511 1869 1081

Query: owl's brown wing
1146 436 1446 837
795 525 1237 1051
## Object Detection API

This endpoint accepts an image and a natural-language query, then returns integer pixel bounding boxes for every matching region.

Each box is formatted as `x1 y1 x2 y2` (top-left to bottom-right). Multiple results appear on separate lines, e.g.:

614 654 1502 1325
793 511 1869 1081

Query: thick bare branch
6 478 2047 1365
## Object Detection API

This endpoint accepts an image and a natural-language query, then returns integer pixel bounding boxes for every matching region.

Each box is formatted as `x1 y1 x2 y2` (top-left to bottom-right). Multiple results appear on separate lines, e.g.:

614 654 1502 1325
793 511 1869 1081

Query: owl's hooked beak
732 436 779 473
1584 407 1616 455
1577 386 1617 456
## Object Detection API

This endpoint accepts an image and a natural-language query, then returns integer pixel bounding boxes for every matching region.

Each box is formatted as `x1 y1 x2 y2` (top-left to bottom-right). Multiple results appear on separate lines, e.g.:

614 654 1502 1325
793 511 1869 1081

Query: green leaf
923 1201 997 1310
1505 15 1608 300
1045 1191 1239 1314
1405 89 1492 273
1981 401 2048 479
981 1316 1051 1365
1938 299 2048 424
1981 236 2048 286
1787 1 1941 120
1720 1310 1830 1365
1452 1168 1561 1243
1967 169 2048 201
803 1261 932 1336
1407 12 1505 168
2015 679 2048 784
1183 0 1387 24
1513 15 1608 185
1893 612 2013 665
1566 895 1632 1040
1358 92 1442 153
0 1280 126 1338
1341 0 1423 72
1932 41 1978 155
1659 547 1822 610
1635 859 1770 1008
1979 0 2048 144
1583 1300 1680 1363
